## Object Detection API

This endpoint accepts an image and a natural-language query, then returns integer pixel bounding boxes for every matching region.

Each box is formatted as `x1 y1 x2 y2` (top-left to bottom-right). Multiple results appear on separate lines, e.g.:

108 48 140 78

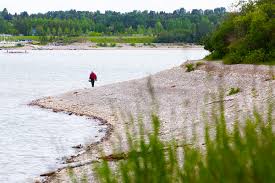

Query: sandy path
31 61 275 182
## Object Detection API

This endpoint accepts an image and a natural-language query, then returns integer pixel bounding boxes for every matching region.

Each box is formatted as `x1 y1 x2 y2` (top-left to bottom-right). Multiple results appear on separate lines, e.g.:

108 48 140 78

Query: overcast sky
1 0 238 14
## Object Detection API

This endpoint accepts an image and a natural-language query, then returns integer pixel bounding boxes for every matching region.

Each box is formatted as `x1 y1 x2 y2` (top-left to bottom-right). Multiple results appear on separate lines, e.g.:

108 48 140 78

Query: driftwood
206 98 234 105
40 159 99 177
99 152 128 161
40 143 193 177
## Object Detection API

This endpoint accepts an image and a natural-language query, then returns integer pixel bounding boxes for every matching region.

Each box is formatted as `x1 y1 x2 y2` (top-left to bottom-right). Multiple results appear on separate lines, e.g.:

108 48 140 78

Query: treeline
204 0 274 64
0 7 227 43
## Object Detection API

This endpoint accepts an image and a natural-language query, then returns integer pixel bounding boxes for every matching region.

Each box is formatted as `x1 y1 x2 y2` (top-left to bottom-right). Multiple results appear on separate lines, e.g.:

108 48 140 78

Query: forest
0 7 226 43
204 0 274 64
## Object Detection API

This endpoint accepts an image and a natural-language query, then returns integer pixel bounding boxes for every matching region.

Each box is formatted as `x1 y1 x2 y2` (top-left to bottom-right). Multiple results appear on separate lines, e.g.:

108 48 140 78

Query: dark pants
90 79 95 87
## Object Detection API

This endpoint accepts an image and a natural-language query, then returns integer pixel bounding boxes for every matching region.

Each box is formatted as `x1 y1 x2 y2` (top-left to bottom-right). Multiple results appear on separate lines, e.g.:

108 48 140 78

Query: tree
64 27 70 35
155 21 164 35
52 27 57 36
1 8 12 20
204 0 274 64
191 9 203 15
0 7 227 43
57 27 63 36
35 25 44 35
137 25 145 34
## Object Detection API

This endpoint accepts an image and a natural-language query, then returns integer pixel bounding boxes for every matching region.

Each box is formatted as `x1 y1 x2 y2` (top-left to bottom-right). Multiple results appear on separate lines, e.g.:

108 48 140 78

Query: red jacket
89 72 97 80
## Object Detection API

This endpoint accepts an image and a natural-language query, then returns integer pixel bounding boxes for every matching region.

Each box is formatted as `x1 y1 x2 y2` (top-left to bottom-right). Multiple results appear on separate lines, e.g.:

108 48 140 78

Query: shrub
195 62 205 67
96 43 108 47
204 0 275 65
144 42 153 46
110 43 117 47
16 43 23 47
224 51 244 64
228 87 241 95
130 43 136 47
88 32 102 37
243 49 266 64
185 63 195 72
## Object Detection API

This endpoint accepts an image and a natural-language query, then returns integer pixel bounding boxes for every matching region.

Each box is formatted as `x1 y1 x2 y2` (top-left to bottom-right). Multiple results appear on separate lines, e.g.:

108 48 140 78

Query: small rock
72 144 83 149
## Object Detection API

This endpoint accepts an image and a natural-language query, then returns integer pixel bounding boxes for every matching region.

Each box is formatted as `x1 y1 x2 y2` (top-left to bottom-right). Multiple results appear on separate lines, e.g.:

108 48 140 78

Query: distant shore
31 60 275 182
1 42 202 51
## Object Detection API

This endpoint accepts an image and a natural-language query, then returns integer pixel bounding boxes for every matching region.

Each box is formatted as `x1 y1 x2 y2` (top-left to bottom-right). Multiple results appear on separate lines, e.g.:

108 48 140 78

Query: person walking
89 71 97 87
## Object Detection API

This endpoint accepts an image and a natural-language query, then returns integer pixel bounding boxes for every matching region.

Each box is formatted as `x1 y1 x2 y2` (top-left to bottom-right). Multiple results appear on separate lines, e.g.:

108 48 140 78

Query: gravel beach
31 60 275 182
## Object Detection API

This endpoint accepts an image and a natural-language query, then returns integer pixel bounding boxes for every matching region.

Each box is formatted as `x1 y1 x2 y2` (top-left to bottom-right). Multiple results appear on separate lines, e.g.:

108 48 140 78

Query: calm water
0 48 208 182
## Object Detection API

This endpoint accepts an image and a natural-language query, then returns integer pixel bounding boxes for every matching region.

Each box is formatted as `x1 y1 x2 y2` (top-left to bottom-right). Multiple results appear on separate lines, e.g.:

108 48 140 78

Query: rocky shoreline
31 60 275 183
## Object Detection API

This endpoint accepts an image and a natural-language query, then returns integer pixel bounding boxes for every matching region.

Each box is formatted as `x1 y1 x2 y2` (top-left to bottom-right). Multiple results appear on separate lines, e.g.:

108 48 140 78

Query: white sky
0 0 238 14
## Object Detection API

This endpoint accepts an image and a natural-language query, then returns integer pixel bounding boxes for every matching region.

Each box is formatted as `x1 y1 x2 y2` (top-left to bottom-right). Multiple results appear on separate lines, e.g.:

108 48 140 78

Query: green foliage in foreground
95 104 274 183
204 0 275 64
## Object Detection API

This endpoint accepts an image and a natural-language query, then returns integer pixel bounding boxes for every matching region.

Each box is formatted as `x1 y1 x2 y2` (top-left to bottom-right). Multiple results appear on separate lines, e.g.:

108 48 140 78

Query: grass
0 45 24 49
94 101 274 183
2 35 156 44
3 36 41 42
185 63 195 72
228 87 241 96
96 43 117 47
96 43 109 47
90 36 155 43
143 42 157 47
184 62 205 72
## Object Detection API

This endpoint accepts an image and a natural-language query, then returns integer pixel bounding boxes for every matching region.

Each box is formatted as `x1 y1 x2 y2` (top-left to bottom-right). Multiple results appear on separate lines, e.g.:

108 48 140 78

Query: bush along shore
204 0 275 65
31 60 275 183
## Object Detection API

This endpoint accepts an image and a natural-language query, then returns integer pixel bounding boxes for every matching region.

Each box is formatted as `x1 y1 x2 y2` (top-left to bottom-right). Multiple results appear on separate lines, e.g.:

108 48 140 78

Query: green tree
64 27 70 36
52 27 57 36
204 0 274 64
155 21 164 35
57 27 63 36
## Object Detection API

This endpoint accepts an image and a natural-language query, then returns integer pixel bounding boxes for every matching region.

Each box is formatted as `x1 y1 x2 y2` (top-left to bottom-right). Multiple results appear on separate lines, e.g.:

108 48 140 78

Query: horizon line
2 6 230 15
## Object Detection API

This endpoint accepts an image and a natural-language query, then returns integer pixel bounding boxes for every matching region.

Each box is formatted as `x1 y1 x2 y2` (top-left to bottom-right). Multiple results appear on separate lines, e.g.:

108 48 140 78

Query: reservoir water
0 48 208 182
